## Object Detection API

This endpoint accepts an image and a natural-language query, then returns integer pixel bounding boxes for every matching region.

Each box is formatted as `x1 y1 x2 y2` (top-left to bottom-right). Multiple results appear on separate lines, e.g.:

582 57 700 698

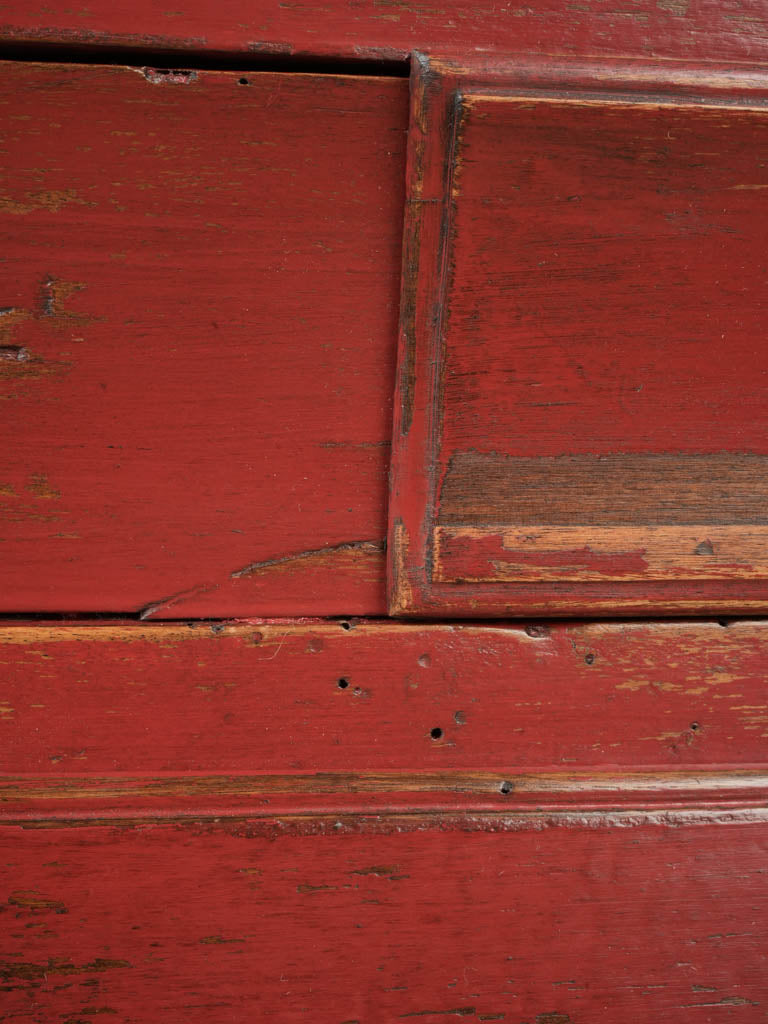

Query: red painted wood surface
2 13 767 1019
389 55 768 617
0 61 407 615
2 620 768 779
1 0 768 66
2 621 768 1021
2 818 768 1022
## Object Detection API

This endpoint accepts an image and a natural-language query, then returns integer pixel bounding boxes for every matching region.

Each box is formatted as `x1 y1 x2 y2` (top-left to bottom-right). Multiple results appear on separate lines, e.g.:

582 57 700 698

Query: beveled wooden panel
389 55 768 617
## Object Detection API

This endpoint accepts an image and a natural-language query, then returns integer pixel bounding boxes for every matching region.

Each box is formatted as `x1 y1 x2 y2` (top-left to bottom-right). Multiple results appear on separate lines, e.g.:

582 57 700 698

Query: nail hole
340 620 352 631
430 727 443 741
584 652 596 665
337 677 349 690
500 781 514 795
418 653 431 668
690 721 700 731
238 77 250 85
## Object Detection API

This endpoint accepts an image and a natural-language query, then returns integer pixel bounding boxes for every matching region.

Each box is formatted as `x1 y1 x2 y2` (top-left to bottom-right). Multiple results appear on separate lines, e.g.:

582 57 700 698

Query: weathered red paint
389 55 768 617
2 5 768 1016
1 0 768 65
0 62 406 616
2 620 768 777
4 619 766 1017
2 819 768 1022
435 527 768 584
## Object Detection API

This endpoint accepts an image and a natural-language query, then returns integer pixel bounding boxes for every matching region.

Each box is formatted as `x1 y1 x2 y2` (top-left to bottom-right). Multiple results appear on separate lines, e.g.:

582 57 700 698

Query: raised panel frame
388 53 768 617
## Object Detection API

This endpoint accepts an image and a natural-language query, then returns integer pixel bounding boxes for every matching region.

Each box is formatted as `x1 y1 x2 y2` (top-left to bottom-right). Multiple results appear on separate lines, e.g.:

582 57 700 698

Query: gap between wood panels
0 40 410 76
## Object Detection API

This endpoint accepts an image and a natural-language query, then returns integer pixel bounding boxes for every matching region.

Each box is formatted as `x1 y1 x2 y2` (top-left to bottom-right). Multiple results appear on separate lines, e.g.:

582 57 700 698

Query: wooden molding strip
2 770 767 824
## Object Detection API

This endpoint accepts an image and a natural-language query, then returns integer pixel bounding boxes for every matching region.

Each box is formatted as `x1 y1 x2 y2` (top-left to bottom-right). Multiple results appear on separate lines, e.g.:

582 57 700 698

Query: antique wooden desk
1 3 767 1020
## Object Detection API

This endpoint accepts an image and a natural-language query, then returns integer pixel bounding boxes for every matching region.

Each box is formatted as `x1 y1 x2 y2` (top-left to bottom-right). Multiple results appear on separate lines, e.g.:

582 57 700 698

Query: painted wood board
2 816 768 1021
2 619 768 778
1 0 768 66
2 621 767 1019
0 61 408 615
389 55 768 617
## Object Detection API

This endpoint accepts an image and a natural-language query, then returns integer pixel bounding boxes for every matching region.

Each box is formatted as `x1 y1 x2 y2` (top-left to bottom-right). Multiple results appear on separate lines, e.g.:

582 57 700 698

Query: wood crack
137 539 385 619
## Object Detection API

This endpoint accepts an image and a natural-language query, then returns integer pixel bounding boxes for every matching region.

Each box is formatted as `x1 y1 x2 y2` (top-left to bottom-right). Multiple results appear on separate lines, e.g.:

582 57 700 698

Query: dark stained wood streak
439 452 768 526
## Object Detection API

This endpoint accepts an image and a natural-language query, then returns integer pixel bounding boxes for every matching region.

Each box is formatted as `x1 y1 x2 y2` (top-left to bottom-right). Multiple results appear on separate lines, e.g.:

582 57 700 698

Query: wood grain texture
440 453 768 526
2 0 768 65
389 55 768 617
0 61 407 615
2 620 768 777
3 621 768 1018
2 818 768 1022
5 771 768 823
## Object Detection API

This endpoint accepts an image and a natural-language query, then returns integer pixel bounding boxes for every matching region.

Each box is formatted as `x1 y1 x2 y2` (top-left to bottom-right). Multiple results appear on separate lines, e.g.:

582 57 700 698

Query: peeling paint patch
39 276 91 326
8 890 68 913
349 864 408 879
0 958 131 983
248 40 295 55
142 67 198 85
27 474 61 501
0 189 92 215
656 0 689 15
0 344 30 361
0 306 31 345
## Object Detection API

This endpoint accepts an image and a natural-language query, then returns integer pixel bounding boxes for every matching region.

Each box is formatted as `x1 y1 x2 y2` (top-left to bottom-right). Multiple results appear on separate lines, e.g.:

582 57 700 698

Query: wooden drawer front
0 62 407 616
390 56 768 618
2 620 768 1021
